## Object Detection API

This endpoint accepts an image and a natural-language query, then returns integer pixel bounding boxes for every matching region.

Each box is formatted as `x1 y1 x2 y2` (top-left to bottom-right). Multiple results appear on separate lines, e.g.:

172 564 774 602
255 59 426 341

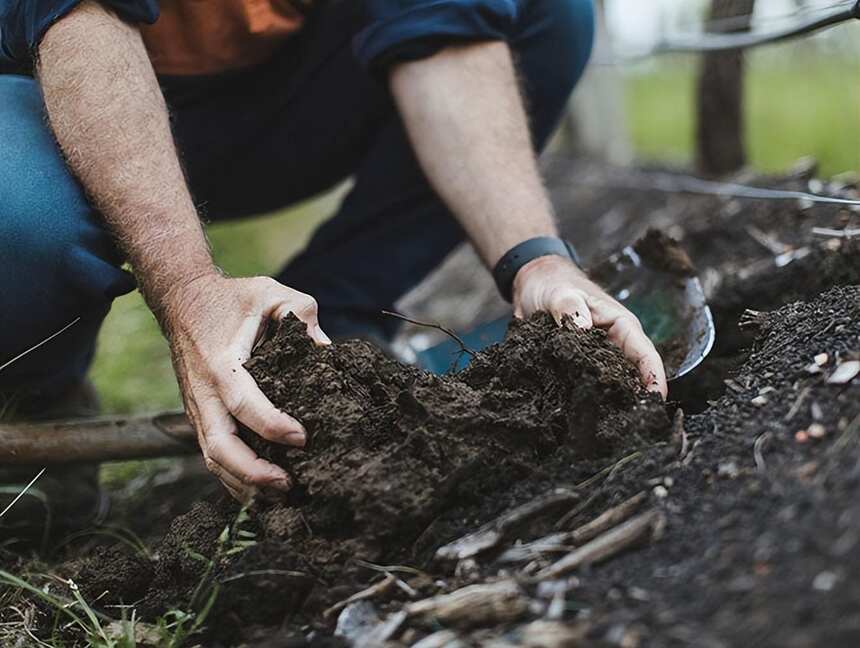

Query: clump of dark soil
633 229 697 277
75 313 668 636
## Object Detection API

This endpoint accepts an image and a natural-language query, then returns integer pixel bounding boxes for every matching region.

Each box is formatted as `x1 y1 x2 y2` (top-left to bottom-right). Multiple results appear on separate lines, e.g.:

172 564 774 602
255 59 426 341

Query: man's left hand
513 255 668 398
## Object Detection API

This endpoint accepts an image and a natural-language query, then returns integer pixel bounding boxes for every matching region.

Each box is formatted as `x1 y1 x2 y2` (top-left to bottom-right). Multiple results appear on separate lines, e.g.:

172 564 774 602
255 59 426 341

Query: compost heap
74 313 669 642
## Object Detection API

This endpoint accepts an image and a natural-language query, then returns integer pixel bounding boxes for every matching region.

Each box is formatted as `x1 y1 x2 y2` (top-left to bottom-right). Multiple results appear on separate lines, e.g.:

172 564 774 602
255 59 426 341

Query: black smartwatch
492 236 582 303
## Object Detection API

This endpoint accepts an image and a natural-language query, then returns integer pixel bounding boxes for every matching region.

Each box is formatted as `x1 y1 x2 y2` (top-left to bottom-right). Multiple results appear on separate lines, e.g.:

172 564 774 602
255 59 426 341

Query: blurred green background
90 48 860 418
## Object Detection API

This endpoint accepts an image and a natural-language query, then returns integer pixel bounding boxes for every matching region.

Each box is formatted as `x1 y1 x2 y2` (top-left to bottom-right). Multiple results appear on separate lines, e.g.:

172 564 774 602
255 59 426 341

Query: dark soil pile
74 313 668 638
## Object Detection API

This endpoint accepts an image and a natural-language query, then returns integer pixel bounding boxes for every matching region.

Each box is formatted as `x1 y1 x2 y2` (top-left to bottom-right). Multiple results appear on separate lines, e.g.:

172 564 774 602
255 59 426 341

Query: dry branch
406 581 528 629
324 574 398 619
0 411 196 464
570 491 648 545
435 490 579 562
534 510 664 580
497 532 573 564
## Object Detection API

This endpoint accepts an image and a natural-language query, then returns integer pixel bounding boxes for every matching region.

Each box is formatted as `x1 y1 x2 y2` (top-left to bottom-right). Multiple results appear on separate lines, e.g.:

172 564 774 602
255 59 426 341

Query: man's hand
161 273 331 502
513 255 668 398
39 4 331 501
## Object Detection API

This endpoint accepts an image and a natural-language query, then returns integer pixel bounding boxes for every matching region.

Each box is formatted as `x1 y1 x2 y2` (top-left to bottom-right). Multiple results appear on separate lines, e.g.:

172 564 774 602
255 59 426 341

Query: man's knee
0 75 134 388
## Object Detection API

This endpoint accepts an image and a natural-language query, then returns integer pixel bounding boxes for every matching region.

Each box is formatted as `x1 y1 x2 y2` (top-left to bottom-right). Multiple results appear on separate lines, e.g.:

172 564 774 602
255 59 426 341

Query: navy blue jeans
0 0 593 392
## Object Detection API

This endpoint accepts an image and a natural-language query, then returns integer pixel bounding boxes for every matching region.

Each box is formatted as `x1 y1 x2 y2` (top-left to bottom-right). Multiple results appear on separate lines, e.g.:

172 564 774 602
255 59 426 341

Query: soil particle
74 546 150 605
633 229 697 277
550 285 860 648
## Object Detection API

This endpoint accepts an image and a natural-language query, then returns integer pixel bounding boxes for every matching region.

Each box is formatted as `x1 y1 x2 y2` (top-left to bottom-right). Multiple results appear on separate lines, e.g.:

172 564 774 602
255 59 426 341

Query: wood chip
517 620 588 648
571 492 648 545
497 533 573 564
434 490 578 562
411 630 467 648
534 510 664 580
827 360 860 385
751 396 769 407
324 574 397 619
406 581 528 629
814 353 829 366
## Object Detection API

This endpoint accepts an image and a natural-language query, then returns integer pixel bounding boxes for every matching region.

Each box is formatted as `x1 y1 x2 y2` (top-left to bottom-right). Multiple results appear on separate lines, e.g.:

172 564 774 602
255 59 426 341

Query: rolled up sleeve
354 0 520 73
0 0 159 72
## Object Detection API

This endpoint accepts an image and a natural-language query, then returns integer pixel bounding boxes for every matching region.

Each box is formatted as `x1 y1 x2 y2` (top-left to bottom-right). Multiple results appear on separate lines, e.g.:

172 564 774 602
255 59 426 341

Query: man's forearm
390 42 557 268
37 1 215 314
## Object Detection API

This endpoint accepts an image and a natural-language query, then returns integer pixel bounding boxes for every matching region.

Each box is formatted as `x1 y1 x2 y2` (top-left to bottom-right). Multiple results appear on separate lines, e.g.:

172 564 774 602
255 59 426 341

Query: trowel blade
409 245 715 381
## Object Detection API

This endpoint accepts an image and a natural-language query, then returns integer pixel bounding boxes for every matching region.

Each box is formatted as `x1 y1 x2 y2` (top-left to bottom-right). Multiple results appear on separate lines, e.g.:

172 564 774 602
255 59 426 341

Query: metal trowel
409 240 715 381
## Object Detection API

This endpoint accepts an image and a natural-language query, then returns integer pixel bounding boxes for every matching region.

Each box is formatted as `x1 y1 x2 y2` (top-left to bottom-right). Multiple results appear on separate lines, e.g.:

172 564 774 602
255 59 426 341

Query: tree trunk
695 0 756 176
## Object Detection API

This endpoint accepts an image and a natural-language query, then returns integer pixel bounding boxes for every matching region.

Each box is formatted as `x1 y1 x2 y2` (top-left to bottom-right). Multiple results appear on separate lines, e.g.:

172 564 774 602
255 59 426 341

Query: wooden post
695 0 757 176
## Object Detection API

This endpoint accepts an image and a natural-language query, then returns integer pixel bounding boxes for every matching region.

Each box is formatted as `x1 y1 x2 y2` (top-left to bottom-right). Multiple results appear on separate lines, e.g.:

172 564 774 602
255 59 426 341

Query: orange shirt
140 0 312 75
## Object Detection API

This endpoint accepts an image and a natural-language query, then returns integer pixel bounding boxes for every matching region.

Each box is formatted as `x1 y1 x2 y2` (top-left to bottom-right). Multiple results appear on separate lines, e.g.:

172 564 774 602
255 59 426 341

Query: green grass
625 53 860 177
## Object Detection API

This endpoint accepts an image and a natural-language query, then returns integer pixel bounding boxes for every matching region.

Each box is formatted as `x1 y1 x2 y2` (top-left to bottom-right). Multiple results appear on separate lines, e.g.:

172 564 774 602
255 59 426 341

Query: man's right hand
160 273 331 503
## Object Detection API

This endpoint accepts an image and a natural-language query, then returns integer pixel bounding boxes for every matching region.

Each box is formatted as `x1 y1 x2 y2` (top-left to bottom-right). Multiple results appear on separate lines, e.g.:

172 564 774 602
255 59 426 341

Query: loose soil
74 313 669 642
3 159 859 648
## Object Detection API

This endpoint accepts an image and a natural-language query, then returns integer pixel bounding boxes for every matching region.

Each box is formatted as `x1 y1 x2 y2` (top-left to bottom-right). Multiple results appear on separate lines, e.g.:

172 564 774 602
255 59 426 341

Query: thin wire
0 468 47 518
576 171 860 206
655 5 857 53
595 1 858 63
0 317 81 374
697 0 855 34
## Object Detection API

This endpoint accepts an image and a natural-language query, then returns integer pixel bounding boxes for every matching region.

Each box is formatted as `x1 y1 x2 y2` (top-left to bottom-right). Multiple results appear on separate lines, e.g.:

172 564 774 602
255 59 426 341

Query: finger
198 397 292 491
220 476 257 505
548 289 594 330
272 294 332 345
610 318 668 398
218 368 307 446
587 297 668 398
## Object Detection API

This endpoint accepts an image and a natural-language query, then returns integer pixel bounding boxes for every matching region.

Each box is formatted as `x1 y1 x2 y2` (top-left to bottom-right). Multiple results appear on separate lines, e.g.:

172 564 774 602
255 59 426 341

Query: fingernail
314 325 332 345
286 431 306 447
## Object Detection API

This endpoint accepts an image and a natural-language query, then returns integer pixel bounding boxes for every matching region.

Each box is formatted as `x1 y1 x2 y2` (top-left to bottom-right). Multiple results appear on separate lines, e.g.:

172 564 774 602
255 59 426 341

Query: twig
753 433 770 472
811 227 860 238
354 560 426 577
555 491 600 530
405 581 527 628
220 569 312 584
784 386 811 422
672 409 689 460
381 310 476 357
496 533 573 564
533 510 664 581
575 451 642 491
323 574 397 619
570 492 648 545
435 490 579 562
745 225 788 255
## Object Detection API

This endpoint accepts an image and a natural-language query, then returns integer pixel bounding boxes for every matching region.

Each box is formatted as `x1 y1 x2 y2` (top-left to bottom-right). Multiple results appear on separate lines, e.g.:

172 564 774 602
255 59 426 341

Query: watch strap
492 236 581 303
